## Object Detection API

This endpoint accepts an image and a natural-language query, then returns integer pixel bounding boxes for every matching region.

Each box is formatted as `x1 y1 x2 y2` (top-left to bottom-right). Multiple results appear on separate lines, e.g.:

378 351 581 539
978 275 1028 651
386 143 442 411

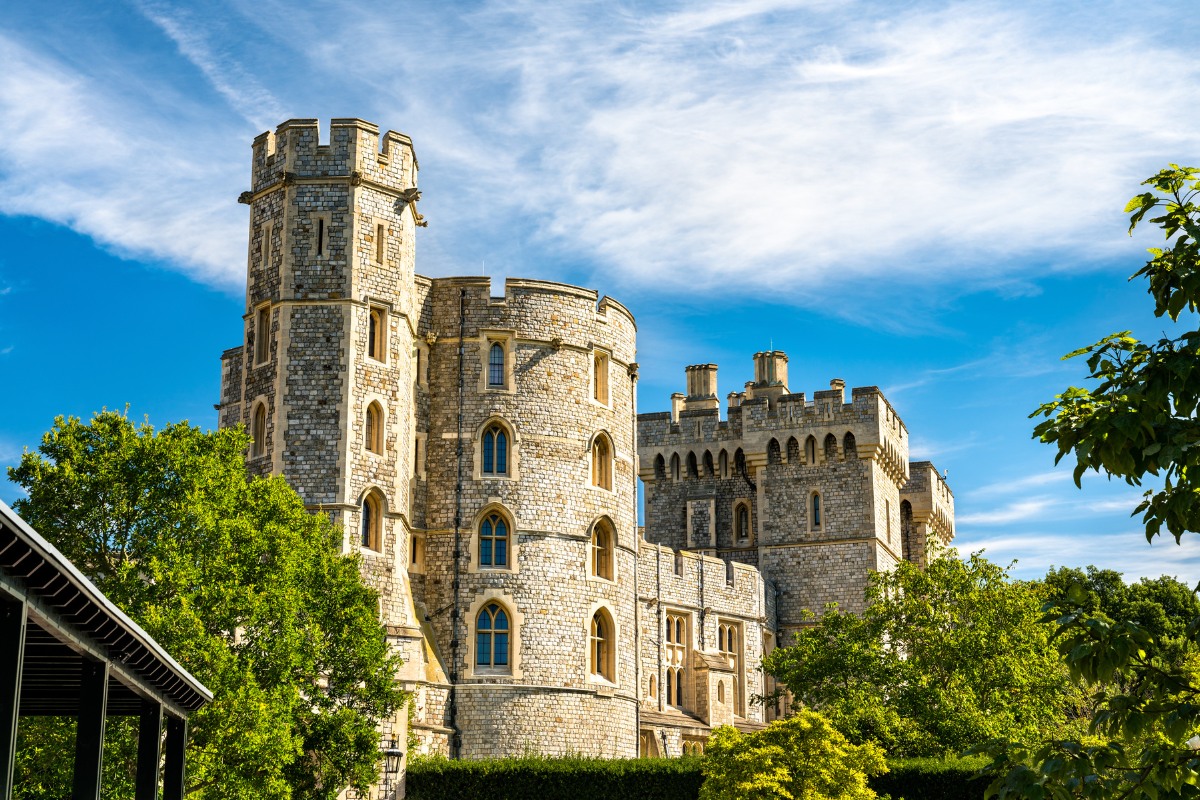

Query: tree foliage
700 712 887 800
764 551 1067 757
1031 165 1200 541
979 166 1200 800
8 411 405 799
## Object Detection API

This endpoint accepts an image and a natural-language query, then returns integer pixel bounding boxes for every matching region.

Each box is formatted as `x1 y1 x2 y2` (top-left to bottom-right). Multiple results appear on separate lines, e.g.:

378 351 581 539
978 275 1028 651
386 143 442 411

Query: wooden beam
72 658 109 800
0 599 26 800
135 699 162 800
162 716 187 800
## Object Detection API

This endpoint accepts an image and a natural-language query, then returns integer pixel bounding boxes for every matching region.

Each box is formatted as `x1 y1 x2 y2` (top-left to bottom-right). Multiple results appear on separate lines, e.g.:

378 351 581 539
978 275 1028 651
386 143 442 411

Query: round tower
414 277 639 759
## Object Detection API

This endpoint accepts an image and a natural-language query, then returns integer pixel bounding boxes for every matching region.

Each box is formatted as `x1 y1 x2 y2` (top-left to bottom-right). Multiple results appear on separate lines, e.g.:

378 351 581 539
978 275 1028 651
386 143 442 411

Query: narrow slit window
593 351 610 404
811 493 822 529
316 218 325 256
375 223 385 264
368 306 386 362
252 404 267 459
366 402 383 454
254 305 271 365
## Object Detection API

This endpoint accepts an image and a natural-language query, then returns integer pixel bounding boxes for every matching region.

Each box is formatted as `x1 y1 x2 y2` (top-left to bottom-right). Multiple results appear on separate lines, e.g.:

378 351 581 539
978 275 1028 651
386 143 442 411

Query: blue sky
3 0 1200 583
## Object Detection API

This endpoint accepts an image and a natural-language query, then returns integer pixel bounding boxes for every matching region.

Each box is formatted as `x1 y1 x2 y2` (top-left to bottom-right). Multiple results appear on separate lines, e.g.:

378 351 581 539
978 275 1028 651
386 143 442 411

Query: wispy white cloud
969 470 1071 498
0 34 248 287
2 0 1199 301
959 529 1200 586
958 497 1056 526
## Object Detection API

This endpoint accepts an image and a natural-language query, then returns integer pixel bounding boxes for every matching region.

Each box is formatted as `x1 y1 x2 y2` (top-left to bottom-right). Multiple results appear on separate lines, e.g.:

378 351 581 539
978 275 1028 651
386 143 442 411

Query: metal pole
72 659 109 800
134 700 163 800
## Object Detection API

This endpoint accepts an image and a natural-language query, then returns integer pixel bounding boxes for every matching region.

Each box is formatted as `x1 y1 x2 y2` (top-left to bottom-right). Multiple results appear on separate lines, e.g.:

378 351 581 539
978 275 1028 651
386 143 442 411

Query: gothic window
787 437 800 462
592 434 613 490
482 423 509 476
368 306 386 362
718 450 728 478
805 436 817 464
251 403 267 459
654 454 666 480
365 402 383 454
361 491 383 551
824 433 838 461
703 451 714 477
809 491 823 532
593 350 610 405
488 342 505 387
844 432 858 459
767 439 781 465
479 511 509 569
590 519 615 581
734 449 746 477
734 502 751 543
590 608 615 682
254 304 271 365
686 452 698 479
670 453 681 481
665 612 687 708
718 620 744 715
475 602 510 670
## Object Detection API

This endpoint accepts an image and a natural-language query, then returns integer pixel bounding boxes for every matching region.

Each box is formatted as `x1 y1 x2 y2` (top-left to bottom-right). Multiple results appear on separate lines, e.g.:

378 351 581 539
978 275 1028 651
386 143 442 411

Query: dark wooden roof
0 500 212 717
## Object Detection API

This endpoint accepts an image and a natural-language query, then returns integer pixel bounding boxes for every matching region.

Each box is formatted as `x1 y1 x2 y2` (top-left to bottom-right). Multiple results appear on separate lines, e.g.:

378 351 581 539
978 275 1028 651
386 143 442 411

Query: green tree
764 550 1067 757
8 411 405 799
980 166 1200 800
700 711 887 800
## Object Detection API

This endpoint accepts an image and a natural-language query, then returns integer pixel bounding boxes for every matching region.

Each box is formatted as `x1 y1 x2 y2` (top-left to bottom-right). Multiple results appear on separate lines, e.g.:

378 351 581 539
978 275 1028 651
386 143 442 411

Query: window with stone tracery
718 620 744 715
479 511 509 569
475 602 510 671
665 612 687 708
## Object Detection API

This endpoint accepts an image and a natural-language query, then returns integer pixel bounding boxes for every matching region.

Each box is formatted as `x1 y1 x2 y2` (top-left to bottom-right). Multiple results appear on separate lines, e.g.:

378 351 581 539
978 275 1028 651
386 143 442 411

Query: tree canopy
700 712 887 800
764 551 1067 757
8 411 405 799
980 165 1200 800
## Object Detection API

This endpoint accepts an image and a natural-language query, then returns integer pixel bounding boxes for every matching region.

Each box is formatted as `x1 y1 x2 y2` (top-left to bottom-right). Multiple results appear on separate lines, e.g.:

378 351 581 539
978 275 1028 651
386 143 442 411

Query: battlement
250 118 417 195
424 276 636 329
638 540 767 617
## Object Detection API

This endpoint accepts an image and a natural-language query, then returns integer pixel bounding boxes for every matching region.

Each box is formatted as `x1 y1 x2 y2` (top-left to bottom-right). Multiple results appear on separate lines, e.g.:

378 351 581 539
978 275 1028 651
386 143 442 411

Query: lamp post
381 737 404 798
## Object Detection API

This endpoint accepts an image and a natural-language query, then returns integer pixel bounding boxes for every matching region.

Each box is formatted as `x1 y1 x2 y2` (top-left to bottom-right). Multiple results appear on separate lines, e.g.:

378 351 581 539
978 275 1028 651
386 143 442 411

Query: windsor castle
214 119 956 789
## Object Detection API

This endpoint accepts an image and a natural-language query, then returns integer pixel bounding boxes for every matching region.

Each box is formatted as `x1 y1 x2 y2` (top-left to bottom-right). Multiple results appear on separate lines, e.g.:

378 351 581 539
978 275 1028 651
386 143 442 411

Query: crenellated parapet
900 461 956 564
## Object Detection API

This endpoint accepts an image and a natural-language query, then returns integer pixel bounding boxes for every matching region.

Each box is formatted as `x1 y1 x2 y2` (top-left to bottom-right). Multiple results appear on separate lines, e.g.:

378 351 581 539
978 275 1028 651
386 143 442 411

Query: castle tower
637 353 955 640
217 119 425 762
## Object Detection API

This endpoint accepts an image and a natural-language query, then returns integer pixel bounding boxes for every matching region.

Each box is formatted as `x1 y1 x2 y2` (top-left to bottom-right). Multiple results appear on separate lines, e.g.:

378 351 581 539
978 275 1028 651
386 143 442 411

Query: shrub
869 756 990 800
404 754 704 800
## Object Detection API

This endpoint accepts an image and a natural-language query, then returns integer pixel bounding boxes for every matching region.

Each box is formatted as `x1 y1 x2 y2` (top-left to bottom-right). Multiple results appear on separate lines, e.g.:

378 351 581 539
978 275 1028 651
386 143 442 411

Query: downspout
448 288 466 757
630 362 640 753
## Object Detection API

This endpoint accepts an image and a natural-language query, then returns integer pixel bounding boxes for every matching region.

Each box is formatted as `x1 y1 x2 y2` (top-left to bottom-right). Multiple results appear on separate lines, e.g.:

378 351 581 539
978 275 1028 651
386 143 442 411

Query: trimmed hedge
404 754 988 800
870 756 990 800
404 755 704 800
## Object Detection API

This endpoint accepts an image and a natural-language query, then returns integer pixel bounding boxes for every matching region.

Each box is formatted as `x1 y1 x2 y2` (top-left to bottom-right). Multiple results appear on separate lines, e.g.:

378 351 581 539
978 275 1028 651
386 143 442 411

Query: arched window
365 402 383 454
787 437 800 462
251 404 267 459
703 451 714 477
482 423 509 475
686 452 698 479
718 450 728 478
591 434 613 490
488 342 505 387
591 519 615 581
480 511 509 568
901 500 914 561
361 491 383 551
805 436 817 464
648 674 657 700
824 433 838 461
735 502 751 542
654 454 666 480
670 454 681 481
844 432 858 459
717 681 725 704
475 603 510 670
734 449 746 477
767 439 781 465
590 609 615 681
810 492 823 531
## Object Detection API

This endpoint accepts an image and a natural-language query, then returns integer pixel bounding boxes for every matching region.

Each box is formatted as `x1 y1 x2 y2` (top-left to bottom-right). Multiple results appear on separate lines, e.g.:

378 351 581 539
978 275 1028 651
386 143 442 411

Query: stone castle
214 119 955 785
